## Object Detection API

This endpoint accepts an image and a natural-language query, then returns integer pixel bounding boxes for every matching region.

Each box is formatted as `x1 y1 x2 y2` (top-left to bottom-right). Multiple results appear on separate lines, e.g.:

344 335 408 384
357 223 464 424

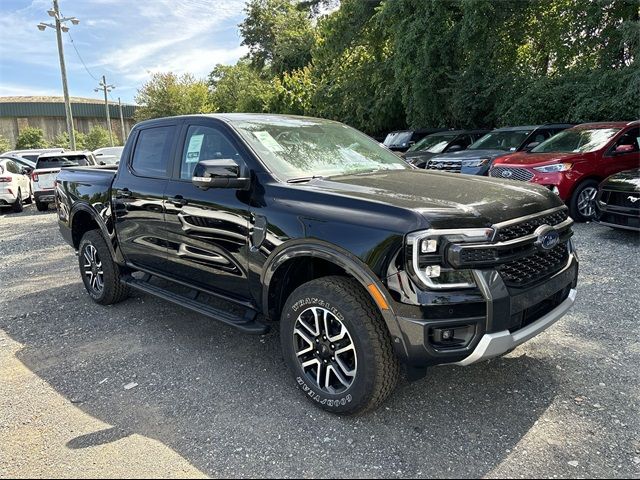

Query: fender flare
261 239 408 358
69 203 119 261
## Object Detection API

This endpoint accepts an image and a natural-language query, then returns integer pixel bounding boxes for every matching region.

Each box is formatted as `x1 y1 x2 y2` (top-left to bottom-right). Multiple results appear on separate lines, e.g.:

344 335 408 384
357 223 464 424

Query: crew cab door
162 119 252 302
112 122 179 272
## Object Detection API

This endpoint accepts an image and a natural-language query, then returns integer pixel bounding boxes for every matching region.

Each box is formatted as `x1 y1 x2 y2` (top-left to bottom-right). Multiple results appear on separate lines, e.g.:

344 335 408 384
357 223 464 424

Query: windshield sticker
186 134 204 163
254 131 285 152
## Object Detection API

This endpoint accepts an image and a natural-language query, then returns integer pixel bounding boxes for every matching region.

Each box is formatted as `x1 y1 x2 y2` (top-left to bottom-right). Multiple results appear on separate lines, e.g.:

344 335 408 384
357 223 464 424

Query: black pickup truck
55 114 578 414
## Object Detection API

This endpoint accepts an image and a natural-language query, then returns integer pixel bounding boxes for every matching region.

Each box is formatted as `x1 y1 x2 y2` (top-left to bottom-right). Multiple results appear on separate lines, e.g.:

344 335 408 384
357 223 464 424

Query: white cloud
0 83 60 97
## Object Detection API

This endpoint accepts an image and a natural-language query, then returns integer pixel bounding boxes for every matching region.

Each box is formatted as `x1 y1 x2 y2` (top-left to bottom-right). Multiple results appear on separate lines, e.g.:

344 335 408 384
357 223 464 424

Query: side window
5 161 19 174
131 126 174 178
613 127 639 152
180 125 244 180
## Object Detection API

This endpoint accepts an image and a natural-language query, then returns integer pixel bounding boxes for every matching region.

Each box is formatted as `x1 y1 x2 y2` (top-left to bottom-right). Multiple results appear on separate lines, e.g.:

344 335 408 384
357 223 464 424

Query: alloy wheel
293 306 358 394
577 186 598 218
82 244 104 294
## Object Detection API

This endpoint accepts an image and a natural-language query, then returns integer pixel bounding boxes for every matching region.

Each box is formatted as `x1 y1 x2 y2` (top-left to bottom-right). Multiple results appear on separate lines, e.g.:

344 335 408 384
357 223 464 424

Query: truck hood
494 151 589 167
300 169 563 229
601 168 640 192
430 149 511 163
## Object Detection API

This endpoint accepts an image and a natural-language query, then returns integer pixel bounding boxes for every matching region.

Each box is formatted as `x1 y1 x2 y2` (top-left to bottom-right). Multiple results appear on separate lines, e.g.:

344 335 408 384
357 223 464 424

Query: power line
66 30 99 82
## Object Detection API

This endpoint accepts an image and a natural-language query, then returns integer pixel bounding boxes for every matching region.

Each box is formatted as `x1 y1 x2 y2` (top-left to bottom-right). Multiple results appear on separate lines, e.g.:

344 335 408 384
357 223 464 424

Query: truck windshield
408 133 457 153
36 155 91 170
531 128 621 153
470 130 531 151
231 118 409 180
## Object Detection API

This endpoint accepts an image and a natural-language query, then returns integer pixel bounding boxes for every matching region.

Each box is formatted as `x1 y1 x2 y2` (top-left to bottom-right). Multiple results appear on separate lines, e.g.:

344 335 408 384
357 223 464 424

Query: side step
122 275 268 334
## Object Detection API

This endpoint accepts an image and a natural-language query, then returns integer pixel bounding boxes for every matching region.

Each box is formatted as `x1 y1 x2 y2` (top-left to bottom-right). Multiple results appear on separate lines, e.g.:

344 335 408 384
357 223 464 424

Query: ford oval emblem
534 225 560 251
501 170 512 178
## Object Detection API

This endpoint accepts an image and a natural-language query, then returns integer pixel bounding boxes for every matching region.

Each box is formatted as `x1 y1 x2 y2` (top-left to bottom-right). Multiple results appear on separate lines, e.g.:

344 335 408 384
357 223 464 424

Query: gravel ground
0 204 639 479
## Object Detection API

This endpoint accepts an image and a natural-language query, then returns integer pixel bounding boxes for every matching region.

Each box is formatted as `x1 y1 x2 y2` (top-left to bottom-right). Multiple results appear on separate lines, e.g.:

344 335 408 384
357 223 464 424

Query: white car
93 146 124 165
32 151 97 211
0 157 32 213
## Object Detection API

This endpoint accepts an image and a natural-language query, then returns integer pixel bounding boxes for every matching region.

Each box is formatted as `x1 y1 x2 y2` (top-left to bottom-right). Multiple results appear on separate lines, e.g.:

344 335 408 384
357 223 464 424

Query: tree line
134 0 639 137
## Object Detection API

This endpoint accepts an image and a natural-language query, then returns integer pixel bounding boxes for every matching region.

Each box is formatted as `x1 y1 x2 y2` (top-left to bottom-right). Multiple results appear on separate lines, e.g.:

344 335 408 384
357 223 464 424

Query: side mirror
20 167 32 175
614 144 635 154
192 158 250 190
447 144 462 152
525 142 540 151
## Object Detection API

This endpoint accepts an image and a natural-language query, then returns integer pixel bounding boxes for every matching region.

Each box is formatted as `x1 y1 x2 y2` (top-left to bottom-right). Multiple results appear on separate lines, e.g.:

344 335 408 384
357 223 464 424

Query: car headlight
534 163 572 173
462 158 490 168
406 228 494 289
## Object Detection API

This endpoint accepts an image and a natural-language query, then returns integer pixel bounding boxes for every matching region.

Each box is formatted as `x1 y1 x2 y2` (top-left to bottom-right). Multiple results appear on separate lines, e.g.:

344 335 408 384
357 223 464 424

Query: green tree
0 136 11 153
209 60 274 112
134 72 213 121
52 130 87 150
84 126 112 150
15 127 48 149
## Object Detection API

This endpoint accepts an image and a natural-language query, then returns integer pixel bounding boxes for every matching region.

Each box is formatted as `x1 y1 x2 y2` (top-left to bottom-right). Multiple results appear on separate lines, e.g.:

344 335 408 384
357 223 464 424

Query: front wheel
569 179 599 222
78 230 129 305
280 276 400 415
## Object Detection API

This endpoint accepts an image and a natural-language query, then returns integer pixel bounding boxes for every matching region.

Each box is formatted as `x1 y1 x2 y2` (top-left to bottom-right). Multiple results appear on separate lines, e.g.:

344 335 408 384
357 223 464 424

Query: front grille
497 243 569 287
426 159 462 172
601 190 640 211
495 209 569 242
489 167 534 182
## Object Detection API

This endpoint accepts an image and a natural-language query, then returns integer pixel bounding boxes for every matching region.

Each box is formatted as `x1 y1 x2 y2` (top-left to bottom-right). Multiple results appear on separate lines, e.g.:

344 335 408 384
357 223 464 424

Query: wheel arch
69 204 118 260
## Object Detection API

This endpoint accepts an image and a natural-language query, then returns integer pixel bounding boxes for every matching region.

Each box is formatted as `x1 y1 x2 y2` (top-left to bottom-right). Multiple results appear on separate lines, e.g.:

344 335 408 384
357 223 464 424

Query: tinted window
36 155 92 169
613 127 639 152
5 161 19 174
180 125 244 180
131 126 173 178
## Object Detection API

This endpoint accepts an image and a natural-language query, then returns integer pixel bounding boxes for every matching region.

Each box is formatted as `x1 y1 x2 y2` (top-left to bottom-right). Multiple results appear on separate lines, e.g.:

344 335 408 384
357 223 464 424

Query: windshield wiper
287 175 324 184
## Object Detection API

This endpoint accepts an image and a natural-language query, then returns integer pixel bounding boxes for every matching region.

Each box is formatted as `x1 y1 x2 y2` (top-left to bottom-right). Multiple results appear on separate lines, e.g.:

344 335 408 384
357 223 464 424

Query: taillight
31 172 39 182
0 176 11 182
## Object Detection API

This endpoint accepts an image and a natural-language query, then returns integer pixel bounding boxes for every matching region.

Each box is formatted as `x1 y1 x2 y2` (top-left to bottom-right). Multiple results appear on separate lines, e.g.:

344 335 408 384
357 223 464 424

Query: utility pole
38 0 80 150
95 76 115 146
118 97 126 144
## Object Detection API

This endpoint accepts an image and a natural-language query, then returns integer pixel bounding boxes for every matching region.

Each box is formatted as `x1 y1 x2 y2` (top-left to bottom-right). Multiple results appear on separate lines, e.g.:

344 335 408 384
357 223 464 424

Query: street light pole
95 76 115 146
38 0 79 150
118 97 126 143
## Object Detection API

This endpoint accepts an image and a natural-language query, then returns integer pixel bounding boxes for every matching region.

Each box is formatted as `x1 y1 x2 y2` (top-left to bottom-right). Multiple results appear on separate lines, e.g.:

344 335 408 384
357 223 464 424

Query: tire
35 200 48 212
24 186 33 204
569 179 599 222
78 230 130 305
280 276 400 415
11 189 23 213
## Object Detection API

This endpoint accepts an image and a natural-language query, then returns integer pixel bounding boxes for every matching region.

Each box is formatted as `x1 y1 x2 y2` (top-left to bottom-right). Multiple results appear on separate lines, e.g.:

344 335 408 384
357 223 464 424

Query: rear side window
131 126 174 178
5 161 19 174
36 155 91 169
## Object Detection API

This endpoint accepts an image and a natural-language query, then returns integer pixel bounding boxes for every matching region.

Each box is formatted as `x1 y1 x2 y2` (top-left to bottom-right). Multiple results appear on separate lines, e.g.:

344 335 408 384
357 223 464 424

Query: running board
122 275 268 334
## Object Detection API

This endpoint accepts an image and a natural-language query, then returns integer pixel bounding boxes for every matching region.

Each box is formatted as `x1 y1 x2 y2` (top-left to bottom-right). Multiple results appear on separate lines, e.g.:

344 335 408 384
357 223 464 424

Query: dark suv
404 130 490 168
425 124 575 175
383 128 448 152
56 114 578 414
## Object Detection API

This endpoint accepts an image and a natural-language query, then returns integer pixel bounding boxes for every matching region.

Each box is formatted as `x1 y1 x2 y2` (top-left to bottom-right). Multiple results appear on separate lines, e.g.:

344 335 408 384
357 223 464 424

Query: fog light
421 239 438 253
441 329 454 340
425 265 441 278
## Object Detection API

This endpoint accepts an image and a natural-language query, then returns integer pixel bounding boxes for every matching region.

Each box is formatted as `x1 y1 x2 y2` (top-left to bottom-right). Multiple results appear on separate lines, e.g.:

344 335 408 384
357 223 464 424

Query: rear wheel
24 186 33 204
569 179 599 222
280 276 399 415
78 230 130 305
35 200 48 212
11 189 23 213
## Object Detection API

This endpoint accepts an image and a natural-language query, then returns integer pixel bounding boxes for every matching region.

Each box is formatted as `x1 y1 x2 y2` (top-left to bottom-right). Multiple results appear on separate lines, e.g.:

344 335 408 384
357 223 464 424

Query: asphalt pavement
0 205 639 478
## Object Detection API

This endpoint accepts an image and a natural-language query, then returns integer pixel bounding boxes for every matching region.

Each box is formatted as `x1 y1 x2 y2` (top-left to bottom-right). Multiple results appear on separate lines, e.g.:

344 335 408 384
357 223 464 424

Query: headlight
462 158 490 168
406 228 494 289
534 163 572 173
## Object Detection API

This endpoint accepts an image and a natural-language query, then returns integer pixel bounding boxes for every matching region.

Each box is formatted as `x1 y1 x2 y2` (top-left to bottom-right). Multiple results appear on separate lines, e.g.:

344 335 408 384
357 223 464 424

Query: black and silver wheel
35 199 48 212
569 179 599 222
78 230 129 305
11 189 23 213
280 276 399 415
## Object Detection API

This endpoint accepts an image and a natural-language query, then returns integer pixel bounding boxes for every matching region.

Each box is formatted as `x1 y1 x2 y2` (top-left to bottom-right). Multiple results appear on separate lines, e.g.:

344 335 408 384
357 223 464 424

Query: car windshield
531 128 621 153
95 147 124 157
470 130 532 151
231 117 409 181
383 131 412 147
408 133 457 153
36 155 91 170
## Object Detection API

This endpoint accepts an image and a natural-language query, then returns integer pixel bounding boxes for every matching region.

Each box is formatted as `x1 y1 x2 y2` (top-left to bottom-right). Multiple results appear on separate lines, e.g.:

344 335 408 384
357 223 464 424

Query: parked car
0 157 32 212
490 121 640 221
94 146 124 165
403 129 490 168
56 114 578 415
33 150 97 211
383 128 448 152
595 168 640 231
2 148 65 163
1 154 36 174
425 124 575 175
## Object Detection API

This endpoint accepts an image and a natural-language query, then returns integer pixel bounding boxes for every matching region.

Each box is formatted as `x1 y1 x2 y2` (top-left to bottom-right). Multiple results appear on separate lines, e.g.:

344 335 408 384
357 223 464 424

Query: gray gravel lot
0 204 639 479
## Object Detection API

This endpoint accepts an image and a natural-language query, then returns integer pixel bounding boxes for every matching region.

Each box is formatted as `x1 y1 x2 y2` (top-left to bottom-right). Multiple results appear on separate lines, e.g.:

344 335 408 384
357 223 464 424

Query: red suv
490 121 640 221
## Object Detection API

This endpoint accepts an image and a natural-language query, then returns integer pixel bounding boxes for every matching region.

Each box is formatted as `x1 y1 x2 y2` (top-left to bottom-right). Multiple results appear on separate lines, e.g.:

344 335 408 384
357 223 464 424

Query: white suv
0 157 32 213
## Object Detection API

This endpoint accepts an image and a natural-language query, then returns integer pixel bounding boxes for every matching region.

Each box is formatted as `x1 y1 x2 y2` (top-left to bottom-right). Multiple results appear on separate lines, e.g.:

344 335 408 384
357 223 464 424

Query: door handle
118 188 132 199
170 195 188 207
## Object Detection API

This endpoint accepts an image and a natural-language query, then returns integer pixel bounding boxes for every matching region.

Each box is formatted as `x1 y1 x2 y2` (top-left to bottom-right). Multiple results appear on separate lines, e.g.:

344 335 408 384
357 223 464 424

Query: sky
0 0 250 104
